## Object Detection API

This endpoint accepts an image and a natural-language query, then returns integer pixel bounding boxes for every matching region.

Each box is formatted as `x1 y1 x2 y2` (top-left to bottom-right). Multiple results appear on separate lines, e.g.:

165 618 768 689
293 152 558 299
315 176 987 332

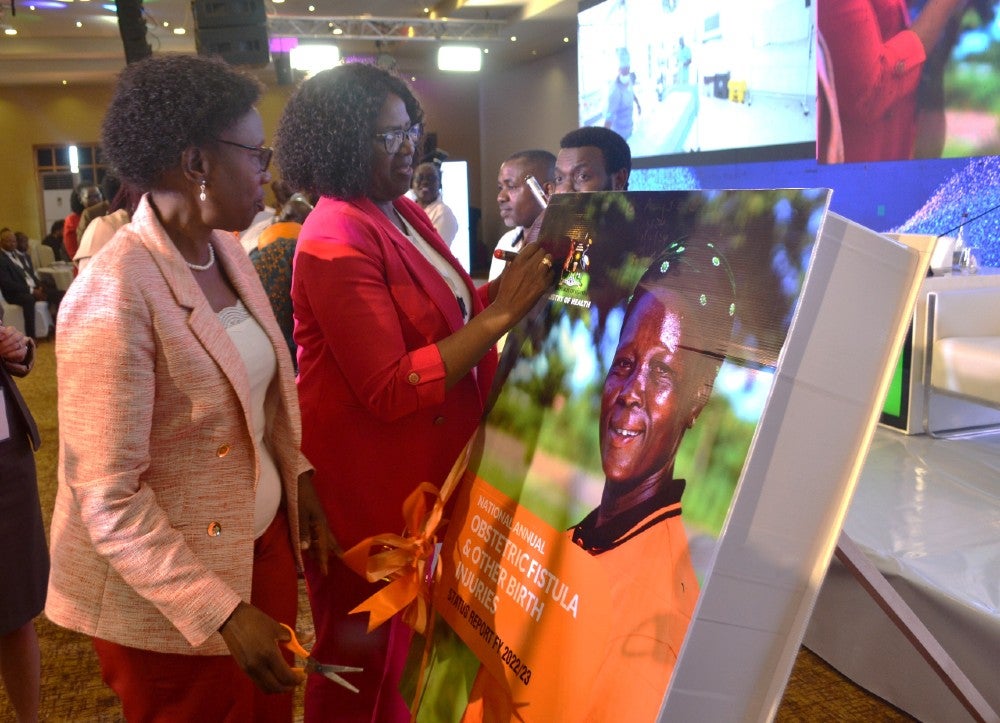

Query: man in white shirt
490 149 556 281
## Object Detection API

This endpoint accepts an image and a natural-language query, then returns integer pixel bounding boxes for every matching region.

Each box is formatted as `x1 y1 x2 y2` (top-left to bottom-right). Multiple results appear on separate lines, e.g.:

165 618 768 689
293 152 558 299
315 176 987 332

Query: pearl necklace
186 243 216 272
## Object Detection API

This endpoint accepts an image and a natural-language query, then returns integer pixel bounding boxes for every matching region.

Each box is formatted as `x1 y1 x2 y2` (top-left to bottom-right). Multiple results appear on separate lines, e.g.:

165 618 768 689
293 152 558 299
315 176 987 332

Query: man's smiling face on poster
599 289 712 492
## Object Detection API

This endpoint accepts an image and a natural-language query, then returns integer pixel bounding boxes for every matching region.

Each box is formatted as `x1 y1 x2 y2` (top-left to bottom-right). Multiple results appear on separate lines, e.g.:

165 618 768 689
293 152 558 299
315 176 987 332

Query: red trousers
93 508 298 723
302 554 412 723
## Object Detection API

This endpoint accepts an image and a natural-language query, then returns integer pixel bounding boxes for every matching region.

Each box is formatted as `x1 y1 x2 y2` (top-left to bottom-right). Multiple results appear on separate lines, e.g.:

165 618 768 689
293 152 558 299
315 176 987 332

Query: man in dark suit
16 230 63 316
0 228 46 340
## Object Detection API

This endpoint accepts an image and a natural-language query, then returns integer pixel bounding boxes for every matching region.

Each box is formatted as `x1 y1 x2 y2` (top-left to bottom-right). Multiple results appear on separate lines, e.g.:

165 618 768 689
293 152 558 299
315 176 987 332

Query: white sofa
923 286 1000 437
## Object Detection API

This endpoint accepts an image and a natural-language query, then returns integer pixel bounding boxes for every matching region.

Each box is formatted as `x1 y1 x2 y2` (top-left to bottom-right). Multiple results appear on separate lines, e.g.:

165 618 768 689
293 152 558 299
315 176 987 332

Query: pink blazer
46 196 310 655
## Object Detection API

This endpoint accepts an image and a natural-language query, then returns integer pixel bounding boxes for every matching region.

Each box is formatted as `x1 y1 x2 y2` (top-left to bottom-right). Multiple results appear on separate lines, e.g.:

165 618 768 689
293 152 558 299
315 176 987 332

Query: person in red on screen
819 0 968 163
568 238 736 721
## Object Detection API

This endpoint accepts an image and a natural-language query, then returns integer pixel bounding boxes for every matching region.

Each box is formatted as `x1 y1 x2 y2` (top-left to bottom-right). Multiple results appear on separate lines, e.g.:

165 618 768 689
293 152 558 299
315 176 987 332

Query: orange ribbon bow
342 439 471 635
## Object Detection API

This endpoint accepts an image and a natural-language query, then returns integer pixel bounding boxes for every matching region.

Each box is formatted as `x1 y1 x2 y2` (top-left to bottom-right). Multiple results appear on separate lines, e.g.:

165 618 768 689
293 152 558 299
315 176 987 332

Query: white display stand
661 214 933 721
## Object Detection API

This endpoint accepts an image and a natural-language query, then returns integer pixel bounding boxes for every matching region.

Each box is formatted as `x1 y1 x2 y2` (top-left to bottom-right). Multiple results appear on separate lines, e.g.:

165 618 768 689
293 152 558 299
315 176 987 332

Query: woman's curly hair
275 62 424 199
100 54 262 191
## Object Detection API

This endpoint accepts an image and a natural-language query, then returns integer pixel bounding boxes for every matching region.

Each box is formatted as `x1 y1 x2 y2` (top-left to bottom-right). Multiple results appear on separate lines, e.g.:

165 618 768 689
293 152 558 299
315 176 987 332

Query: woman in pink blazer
275 63 556 721
46 55 333 722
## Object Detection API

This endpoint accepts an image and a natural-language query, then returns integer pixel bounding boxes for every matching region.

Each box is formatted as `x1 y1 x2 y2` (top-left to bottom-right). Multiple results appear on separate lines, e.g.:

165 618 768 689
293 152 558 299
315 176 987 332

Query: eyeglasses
373 124 422 155
215 138 273 172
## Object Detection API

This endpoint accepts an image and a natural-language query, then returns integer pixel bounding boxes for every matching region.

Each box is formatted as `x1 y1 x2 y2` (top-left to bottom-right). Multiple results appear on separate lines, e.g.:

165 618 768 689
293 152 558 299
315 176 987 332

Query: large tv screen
577 0 817 166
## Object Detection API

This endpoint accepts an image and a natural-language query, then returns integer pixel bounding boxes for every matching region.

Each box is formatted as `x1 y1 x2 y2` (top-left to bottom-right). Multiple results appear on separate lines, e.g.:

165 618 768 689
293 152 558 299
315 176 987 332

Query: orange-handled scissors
280 623 362 693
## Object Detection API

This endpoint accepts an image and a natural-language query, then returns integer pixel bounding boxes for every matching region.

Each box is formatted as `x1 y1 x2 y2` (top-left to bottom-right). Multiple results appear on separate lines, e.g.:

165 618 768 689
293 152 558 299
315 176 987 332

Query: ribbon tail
350 576 420 633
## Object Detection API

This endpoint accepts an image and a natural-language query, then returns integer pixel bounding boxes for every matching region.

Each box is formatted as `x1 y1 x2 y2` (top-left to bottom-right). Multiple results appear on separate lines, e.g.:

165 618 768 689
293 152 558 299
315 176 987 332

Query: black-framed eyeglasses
373 124 422 155
215 138 273 172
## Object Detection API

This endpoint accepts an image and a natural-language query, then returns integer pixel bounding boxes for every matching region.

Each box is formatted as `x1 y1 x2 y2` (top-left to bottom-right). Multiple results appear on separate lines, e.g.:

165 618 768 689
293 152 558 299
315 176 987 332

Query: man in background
77 174 120 240
490 149 555 281
14 232 63 317
554 126 632 194
0 228 46 340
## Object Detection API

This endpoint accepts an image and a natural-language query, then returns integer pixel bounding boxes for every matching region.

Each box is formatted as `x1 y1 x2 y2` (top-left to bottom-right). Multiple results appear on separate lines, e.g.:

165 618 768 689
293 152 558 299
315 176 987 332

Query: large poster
421 189 832 721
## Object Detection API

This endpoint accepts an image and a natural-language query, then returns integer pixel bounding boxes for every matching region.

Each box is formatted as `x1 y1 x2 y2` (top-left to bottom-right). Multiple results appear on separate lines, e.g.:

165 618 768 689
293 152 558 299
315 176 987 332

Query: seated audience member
15 231 63 317
409 161 460 247
250 193 315 366
75 183 142 272
63 185 102 259
0 228 47 340
490 149 555 281
45 53 333 723
42 220 70 262
553 126 632 194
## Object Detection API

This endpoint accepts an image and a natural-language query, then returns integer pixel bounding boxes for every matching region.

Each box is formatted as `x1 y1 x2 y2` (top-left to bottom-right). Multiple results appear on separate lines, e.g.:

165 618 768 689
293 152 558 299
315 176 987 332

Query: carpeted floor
2 339 916 722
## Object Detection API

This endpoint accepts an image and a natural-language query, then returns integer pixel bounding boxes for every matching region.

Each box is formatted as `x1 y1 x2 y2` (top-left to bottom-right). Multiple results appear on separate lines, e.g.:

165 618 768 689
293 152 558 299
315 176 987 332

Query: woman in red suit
819 0 967 163
275 63 555 722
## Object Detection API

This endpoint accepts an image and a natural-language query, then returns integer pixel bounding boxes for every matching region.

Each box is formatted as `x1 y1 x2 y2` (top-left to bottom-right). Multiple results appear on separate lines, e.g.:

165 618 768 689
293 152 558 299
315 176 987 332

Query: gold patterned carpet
1 340 915 722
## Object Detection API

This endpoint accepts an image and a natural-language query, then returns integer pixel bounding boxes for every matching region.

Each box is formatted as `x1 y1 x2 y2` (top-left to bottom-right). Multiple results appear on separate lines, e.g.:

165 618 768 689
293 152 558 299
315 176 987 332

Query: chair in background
33 239 56 269
1 292 52 340
923 286 1000 437
1 294 27 334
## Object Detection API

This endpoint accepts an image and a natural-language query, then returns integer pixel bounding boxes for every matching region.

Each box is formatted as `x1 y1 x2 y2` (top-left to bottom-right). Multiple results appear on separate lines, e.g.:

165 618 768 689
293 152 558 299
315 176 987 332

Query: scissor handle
279 623 311 660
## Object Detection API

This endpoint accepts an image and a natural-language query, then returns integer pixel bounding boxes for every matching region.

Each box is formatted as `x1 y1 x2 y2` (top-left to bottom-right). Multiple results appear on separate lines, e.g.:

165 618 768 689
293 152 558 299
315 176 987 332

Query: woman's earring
199 180 207 202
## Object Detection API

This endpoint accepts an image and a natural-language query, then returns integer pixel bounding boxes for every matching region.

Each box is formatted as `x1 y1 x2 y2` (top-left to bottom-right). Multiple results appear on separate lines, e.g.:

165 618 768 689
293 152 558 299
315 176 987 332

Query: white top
399 213 471 324
220 300 281 538
489 226 525 281
75 209 130 271
422 197 460 247
239 208 276 255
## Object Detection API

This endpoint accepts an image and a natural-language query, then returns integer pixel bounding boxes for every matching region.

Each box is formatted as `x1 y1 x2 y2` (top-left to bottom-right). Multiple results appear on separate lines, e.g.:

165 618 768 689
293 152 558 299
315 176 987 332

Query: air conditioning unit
41 171 77 235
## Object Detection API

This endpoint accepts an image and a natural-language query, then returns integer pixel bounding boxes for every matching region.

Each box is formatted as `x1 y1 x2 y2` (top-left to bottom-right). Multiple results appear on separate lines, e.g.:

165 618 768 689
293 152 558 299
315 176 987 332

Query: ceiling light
438 46 481 72
290 43 339 77
3 27 17 35
509 35 517 42
173 27 186 35
75 20 82 27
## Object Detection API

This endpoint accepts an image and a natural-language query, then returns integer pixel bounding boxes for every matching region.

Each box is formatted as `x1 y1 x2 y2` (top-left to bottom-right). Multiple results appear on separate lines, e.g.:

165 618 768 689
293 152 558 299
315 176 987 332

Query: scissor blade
304 658 361 693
